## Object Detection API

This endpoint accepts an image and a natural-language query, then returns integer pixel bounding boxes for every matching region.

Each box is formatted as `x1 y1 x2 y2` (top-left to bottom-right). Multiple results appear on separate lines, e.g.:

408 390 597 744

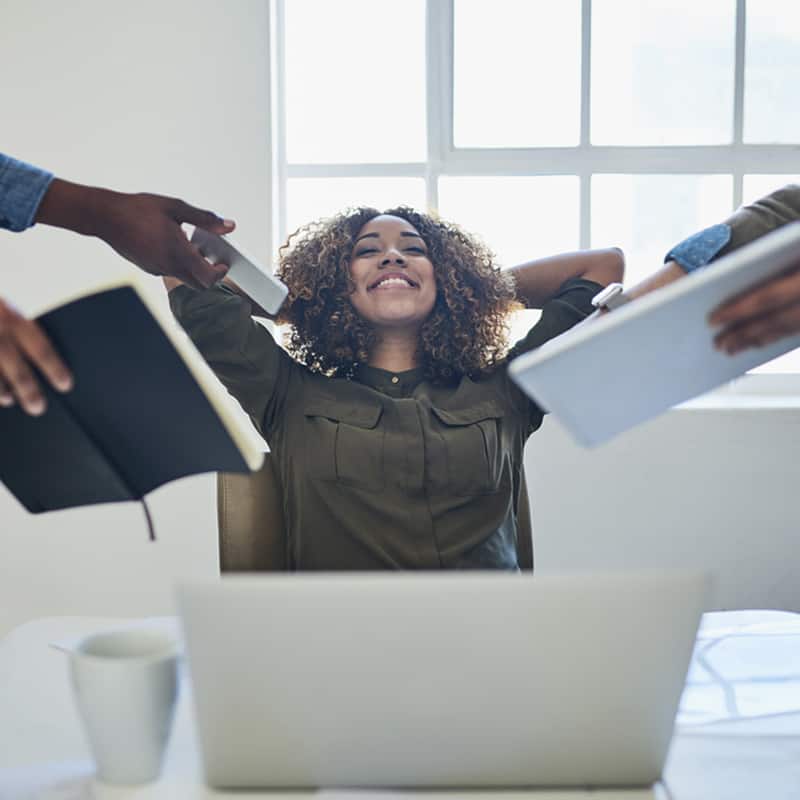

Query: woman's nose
381 249 405 266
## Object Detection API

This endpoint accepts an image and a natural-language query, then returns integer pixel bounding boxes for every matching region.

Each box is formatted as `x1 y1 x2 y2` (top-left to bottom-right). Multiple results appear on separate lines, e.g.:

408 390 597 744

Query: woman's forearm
624 260 688 301
508 248 625 309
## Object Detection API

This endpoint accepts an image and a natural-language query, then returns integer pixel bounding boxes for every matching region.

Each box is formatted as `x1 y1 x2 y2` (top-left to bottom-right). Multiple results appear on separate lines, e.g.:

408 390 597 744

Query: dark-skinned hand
710 258 800 354
0 296 72 415
5 179 237 413
36 179 236 290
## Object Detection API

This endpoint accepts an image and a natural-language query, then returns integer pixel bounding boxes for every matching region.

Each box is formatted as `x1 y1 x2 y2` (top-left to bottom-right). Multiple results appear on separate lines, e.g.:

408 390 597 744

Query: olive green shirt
169 278 600 570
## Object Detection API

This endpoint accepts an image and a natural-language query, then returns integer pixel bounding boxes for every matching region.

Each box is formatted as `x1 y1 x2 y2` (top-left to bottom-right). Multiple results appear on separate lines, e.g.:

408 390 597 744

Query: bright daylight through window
276 0 800 372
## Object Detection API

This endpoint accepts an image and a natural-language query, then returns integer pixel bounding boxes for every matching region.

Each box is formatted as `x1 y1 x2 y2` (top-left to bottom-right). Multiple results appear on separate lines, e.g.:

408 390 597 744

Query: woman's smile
368 272 420 291
349 215 436 330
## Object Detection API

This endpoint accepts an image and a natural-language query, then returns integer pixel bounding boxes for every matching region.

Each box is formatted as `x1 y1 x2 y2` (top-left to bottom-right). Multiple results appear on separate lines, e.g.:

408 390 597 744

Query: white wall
0 0 271 635
527 399 800 612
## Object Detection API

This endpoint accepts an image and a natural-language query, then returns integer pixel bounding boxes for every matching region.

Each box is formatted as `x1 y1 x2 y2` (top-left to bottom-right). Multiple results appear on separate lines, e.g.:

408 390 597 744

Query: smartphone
190 228 288 315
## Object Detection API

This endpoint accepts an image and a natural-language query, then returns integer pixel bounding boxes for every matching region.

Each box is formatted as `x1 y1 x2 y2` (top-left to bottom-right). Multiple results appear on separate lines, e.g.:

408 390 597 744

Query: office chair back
217 455 287 571
217 455 533 572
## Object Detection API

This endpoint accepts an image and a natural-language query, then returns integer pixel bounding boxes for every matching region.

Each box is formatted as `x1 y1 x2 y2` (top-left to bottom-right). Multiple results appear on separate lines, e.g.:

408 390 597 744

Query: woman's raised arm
162 278 295 440
508 248 625 309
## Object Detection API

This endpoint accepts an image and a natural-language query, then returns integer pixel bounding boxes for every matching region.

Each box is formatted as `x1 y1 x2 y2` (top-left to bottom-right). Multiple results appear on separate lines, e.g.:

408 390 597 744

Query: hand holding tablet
509 223 800 447
710 256 800 354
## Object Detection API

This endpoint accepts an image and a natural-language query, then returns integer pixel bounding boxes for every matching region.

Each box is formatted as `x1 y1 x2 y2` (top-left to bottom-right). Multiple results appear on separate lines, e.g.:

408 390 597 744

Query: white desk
2 611 800 799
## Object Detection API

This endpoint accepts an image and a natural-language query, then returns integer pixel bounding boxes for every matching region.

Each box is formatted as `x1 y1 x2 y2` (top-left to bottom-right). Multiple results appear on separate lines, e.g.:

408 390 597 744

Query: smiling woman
167 206 623 570
349 217 437 331
277 208 515 383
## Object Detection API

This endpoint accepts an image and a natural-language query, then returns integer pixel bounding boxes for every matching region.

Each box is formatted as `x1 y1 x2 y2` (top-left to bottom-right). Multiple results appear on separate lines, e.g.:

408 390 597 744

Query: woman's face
348 215 437 332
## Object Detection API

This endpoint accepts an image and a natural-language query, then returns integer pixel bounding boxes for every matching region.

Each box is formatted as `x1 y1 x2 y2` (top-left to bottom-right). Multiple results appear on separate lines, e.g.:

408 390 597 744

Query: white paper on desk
677 609 800 727
509 223 800 448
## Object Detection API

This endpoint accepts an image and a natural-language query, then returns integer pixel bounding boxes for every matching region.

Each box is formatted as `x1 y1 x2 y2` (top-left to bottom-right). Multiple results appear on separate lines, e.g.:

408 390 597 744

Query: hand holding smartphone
190 228 288 316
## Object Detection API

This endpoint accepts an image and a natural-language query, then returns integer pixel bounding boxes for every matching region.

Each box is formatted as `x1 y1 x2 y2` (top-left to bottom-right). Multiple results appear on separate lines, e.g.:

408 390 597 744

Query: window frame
272 0 800 381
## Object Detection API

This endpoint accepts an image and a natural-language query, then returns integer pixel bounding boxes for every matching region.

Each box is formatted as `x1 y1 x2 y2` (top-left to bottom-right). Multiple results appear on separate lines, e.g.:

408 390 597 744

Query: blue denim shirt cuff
664 223 732 273
0 155 55 232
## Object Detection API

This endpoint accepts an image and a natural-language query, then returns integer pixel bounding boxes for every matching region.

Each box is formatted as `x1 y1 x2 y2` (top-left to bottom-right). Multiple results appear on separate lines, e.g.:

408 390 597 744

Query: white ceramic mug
69 629 179 784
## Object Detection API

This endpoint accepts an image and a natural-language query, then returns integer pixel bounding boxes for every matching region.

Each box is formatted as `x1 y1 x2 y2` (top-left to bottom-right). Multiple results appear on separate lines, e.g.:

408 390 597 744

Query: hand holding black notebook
0 277 264 538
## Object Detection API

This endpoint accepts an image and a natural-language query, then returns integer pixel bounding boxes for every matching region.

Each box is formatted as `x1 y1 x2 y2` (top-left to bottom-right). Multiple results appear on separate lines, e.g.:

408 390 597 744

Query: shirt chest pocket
429 402 505 497
303 398 385 492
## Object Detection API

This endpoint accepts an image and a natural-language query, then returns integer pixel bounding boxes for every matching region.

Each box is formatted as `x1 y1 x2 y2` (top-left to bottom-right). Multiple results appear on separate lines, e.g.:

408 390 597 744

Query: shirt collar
353 364 426 396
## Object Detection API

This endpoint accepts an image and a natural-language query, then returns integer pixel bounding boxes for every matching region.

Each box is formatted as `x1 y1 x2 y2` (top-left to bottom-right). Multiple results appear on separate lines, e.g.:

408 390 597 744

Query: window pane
453 0 580 147
744 0 800 143
743 175 800 206
285 0 426 163
285 177 426 237
437 176 579 266
592 0 735 145
591 175 733 285
439 176 579 346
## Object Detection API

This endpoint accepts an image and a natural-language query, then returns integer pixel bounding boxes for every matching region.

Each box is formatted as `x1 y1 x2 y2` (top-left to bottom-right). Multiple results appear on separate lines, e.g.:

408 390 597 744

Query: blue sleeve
0 153 54 232
664 223 732 273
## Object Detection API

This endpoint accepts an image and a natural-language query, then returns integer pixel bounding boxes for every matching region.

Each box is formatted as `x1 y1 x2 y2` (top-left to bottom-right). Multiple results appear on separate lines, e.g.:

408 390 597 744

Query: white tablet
509 222 800 448
191 228 288 315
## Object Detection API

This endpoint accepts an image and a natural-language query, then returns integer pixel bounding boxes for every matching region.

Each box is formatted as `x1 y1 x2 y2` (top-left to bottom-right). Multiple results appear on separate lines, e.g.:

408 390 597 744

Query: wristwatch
591 282 631 312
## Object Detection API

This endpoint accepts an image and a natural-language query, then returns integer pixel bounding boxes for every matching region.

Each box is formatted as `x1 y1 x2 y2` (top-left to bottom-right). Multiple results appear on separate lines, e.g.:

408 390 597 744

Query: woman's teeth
375 277 413 289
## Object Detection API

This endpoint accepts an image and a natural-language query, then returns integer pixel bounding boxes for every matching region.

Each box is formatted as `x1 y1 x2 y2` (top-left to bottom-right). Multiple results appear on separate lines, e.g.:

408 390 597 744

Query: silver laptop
177 571 707 790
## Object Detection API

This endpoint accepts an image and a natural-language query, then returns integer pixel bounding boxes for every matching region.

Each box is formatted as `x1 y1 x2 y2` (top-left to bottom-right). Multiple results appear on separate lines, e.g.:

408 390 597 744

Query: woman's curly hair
276 206 517 384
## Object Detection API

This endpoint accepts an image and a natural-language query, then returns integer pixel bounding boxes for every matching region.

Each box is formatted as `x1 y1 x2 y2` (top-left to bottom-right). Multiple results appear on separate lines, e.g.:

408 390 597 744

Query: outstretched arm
0 153 238 413
1 153 236 289
165 281 295 439
624 184 800 354
36 178 235 290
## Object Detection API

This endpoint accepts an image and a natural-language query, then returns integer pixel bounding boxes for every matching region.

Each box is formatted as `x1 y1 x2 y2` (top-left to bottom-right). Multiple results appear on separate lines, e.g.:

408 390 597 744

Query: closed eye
355 247 379 256
405 247 426 254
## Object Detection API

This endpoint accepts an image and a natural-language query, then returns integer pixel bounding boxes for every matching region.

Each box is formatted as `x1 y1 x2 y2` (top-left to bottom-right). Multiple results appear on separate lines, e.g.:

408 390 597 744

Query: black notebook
0 279 264 519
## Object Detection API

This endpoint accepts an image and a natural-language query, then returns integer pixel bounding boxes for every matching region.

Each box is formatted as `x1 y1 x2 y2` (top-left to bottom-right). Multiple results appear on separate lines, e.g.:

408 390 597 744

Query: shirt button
391 376 399 384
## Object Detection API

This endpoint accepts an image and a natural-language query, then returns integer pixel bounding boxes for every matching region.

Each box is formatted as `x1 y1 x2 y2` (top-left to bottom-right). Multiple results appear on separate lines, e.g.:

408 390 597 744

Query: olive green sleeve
168 284 295 438
508 277 602 358
718 184 800 259
505 277 602 433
